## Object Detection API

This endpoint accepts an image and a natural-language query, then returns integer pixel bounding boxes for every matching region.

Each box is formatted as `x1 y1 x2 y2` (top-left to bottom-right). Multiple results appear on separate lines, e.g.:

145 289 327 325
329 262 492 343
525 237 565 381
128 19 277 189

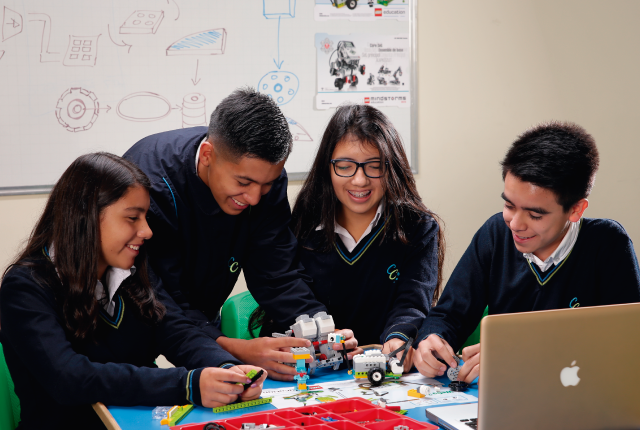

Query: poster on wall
315 33 410 109
315 0 410 21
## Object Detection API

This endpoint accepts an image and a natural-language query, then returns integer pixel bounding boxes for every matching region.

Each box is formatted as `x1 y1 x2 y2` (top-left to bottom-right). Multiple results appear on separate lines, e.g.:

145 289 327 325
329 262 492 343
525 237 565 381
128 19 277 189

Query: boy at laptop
413 122 640 383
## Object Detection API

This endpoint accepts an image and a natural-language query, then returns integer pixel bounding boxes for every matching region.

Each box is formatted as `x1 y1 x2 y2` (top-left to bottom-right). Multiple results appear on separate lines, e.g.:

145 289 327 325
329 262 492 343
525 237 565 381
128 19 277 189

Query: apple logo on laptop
560 360 580 387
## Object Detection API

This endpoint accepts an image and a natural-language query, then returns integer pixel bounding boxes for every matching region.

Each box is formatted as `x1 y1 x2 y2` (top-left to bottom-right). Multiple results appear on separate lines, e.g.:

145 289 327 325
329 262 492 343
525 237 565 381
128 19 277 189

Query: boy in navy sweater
413 122 640 383
125 88 358 380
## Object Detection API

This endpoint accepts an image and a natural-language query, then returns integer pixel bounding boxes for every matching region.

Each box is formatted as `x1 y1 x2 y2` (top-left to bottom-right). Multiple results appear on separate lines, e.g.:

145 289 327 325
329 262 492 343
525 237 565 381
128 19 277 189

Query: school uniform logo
387 264 399 283
569 297 580 308
228 257 240 273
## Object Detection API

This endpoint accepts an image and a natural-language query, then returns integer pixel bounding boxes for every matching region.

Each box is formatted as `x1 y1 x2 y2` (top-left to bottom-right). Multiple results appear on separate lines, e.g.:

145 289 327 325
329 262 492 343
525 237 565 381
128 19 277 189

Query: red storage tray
172 398 436 430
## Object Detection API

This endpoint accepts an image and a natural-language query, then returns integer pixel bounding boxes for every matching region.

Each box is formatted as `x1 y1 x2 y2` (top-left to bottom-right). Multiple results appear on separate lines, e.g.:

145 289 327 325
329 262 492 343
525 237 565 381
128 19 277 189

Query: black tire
367 368 385 386
335 78 344 90
351 75 358 86
346 0 358 10
359 65 366 75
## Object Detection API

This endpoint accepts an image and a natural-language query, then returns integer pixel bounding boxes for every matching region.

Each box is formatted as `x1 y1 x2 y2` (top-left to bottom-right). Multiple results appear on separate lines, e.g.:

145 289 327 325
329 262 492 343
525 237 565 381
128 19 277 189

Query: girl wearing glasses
291 105 444 369
0 153 265 429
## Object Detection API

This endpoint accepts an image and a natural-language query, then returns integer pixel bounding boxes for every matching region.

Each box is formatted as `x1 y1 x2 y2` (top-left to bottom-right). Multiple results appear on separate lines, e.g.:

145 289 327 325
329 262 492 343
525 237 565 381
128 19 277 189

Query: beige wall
1 0 639 292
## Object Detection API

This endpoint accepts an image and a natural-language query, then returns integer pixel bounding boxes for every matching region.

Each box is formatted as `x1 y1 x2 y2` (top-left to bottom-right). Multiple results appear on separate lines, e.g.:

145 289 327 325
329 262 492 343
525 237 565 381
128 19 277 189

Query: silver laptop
426 302 640 430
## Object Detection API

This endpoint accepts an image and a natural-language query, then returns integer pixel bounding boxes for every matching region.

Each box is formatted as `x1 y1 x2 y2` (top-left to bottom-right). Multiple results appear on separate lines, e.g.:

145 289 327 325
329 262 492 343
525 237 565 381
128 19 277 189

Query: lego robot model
329 41 367 90
350 336 413 387
330 0 375 10
389 67 403 85
367 73 375 85
273 312 350 390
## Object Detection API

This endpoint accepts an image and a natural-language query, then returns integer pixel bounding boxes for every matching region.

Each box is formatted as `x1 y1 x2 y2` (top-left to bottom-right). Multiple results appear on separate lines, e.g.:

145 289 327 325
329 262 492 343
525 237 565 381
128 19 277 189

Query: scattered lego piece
160 404 193 426
396 410 408 415
244 369 265 390
385 405 401 411
203 423 226 430
448 381 470 392
417 385 441 396
407 389 425 398
212 397 273 413
320 417 339 422
393 426 409 430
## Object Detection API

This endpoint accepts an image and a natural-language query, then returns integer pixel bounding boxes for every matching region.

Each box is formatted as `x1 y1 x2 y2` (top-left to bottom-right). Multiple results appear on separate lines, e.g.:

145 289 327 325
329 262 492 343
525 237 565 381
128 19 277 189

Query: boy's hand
332 329 363 358
198 367 248 408
382 338 414 373
228 365 267 402
457 343 480 383
216 337 312 381
413 334 458 378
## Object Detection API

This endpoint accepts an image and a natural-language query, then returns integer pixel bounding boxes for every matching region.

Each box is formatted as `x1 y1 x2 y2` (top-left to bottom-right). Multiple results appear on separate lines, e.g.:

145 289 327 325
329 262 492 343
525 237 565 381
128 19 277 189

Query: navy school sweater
417 213 640 352
296 213 439 346
0 261 241 430
124 127 326 337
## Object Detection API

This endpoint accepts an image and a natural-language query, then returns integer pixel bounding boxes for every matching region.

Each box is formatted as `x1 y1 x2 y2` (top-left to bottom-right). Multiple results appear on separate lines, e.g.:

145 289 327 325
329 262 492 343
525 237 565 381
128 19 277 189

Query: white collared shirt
523 220 580 272
195 136 207 173
95 266 136 316
316 201 384 253
48 244 135 317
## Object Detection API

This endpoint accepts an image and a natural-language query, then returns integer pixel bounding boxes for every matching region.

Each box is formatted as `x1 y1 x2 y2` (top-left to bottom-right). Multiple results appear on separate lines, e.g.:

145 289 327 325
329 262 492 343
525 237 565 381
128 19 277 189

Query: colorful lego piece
160 404 194 426
212 397 273 413
407 389 425 398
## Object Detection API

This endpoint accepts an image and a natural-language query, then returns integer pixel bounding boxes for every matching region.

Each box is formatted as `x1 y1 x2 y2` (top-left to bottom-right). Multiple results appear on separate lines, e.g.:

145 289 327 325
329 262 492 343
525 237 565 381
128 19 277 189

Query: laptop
425 302 640 430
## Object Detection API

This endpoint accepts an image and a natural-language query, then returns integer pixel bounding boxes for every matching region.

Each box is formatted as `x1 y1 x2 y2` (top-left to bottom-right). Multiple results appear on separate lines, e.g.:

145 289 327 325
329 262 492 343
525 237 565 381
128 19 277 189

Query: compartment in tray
317 399 376 414
286 416 325 427
173 422 241 430
300 425 337 430
315 413 345 423
325 420 369 430
293 405 330 416
274 411 305 420
364 417 439 430
225 413 292 429
342 409 401 423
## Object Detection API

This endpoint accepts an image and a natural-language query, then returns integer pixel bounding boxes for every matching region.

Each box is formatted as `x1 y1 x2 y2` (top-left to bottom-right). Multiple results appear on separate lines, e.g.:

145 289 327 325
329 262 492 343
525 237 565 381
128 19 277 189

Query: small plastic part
448 381 470 392
152 406 172 419
447 366 461 381
407 389 424 398
212 397 273 413
385 405 401 411
159 404 193 426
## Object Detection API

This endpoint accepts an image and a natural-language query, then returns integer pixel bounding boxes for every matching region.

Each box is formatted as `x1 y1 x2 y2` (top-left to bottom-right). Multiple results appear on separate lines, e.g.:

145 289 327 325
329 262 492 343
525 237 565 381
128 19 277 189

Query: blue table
108 368 478 429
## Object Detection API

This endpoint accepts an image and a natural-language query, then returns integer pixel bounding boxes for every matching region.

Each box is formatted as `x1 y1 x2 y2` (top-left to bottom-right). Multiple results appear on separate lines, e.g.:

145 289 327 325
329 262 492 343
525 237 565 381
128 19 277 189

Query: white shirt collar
523 220 580 272
96 266 136 316
316 200 385 253
195 136 207 173
47 244 135 316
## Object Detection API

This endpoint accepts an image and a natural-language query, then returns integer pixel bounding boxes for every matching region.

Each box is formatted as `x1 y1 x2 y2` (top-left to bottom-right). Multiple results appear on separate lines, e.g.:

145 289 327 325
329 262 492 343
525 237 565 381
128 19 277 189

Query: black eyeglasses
330 159 388 178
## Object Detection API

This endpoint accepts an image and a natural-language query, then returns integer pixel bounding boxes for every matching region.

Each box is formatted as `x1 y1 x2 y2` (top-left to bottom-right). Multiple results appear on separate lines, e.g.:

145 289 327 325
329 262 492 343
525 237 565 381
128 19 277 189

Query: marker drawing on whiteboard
116 92 172 122
286 117 313 142
55 87 100 132
107 24 132 53
166 29 226 56
258 71 299 106
28 13 60 63
3 6 23 42
120 11 164 34
0 51 4 61
263 0 296 19
63 35 100 67
182 93 206 128
191 59 201 86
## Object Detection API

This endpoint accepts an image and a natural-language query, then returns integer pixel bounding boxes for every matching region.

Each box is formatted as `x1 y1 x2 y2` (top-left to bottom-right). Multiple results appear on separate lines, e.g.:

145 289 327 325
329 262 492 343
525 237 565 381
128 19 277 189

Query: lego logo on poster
307 385 322 391
364 97 370 104
383 9 406 16
375 8 382 16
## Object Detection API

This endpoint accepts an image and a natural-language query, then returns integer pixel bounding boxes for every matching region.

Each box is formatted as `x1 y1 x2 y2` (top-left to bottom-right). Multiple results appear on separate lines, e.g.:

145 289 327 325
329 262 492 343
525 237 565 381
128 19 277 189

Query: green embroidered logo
570 297 580 308
228 257 240 273
387 264 399 283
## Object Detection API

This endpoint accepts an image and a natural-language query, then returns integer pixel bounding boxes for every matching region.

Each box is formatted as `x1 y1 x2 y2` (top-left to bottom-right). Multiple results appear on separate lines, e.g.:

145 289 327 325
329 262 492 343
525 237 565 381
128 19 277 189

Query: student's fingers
268 349 309 364
347 347 364 359
461 343 480 362
202 393 239 409
270 336 313 350
403 347 415 373
457 351 480 383
429 335 457 368
333 329 358 350
265 366 297 381
415 335 456 377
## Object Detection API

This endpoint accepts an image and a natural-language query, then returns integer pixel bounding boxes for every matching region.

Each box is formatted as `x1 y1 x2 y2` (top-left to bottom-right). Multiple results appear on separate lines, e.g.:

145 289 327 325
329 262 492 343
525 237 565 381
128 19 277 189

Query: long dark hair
2 152 165 340
292 104 445 301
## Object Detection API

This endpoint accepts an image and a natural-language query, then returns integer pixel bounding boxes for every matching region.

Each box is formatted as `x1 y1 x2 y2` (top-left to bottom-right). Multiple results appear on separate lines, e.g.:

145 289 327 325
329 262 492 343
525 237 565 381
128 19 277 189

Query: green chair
220 291 262 340
458 306 489 352
0 343 20 430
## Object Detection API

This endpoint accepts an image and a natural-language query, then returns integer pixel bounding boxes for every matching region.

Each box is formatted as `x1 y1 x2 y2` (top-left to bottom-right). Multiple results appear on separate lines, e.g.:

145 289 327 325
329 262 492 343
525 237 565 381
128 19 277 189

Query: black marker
244 369 265 390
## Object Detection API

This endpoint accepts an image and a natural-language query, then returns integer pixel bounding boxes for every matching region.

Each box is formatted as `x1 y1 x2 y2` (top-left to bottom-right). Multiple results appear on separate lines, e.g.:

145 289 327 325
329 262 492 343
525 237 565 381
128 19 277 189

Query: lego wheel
351 75 358 86
367 368 385 386
335 78 344 90
346 0 358 9
359 65 366 75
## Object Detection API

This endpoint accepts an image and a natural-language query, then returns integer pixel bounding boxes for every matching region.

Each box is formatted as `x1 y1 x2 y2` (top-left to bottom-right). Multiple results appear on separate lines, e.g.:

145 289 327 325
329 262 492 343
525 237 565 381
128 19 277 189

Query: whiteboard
0 0 416 195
